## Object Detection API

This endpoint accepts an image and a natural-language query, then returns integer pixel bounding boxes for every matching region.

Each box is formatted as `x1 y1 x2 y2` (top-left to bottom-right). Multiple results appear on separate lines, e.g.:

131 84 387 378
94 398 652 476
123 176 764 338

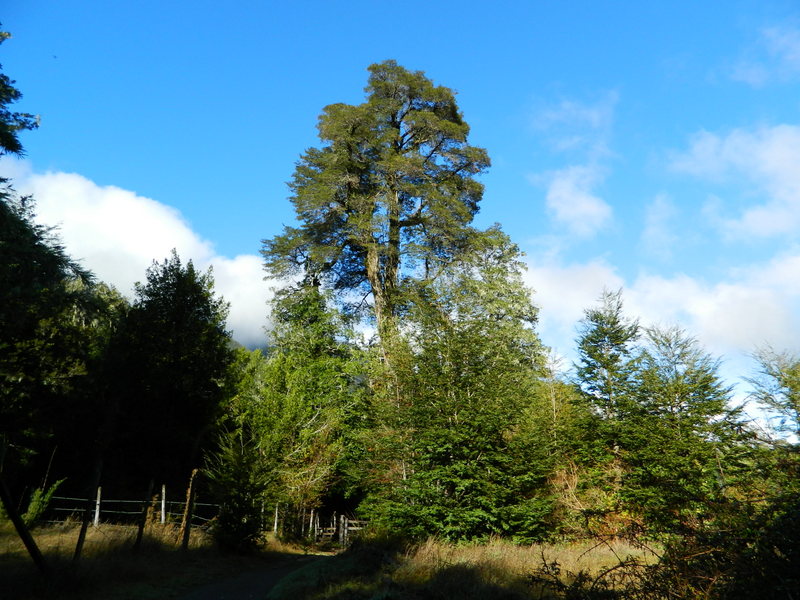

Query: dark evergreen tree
571 289 641 534
0 187 97 476
109 251 234 493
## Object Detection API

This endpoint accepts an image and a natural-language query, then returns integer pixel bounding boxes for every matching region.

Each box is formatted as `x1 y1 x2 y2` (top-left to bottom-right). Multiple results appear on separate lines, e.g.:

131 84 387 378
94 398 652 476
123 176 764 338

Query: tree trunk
0 476 49 576
133 479 154 552
179 469 199 551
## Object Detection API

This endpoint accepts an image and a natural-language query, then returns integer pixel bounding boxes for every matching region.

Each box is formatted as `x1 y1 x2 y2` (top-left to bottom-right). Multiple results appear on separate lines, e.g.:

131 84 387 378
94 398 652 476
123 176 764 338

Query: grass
267 535 660 600
0 520 305 600
3 522 663 599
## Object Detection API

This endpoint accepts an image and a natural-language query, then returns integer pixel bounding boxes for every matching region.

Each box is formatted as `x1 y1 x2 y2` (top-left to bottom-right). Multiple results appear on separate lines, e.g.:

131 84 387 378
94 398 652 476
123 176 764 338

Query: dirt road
173 555 323 600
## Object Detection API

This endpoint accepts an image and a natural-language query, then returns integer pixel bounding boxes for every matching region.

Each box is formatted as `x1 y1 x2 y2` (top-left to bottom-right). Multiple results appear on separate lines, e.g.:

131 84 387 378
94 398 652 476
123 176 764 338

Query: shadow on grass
266 534 642 600
267 535 539 600
0 522 306 600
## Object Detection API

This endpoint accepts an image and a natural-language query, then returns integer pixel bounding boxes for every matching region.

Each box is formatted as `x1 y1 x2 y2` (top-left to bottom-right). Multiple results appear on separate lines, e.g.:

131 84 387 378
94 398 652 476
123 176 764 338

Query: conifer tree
622 327 739 534
576 289 640 425
109 251 233 491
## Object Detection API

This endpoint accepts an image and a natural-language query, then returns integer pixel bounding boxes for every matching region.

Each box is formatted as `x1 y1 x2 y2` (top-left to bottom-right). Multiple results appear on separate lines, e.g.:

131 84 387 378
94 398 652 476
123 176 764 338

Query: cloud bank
524 253 800 376
2 160 272 348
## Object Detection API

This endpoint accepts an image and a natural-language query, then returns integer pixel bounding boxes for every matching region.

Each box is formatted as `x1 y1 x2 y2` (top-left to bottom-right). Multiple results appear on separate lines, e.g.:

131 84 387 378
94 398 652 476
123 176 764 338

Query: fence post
161 484 166 524
133 480 154 552
339 514 345 545
93 486 102 527
273 504 279 534
179 469 199 552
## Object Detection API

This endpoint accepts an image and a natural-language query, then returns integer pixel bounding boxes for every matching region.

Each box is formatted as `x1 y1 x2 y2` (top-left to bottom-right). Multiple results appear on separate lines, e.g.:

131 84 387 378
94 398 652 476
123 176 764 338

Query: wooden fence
46 491 368 545
46 486 218 529
302 508 368 545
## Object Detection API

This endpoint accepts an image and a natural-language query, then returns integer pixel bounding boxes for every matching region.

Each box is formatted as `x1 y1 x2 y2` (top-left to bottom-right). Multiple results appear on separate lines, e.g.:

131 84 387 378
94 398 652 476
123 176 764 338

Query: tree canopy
262 60 490 341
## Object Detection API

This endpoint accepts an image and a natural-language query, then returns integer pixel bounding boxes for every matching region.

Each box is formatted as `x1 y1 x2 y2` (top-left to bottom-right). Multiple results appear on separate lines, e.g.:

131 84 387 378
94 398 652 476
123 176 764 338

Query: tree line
2 42 799 593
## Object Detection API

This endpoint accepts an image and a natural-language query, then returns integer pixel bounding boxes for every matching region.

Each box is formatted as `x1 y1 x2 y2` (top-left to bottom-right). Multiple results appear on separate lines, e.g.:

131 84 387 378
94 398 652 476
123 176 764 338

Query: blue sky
2 1 799 403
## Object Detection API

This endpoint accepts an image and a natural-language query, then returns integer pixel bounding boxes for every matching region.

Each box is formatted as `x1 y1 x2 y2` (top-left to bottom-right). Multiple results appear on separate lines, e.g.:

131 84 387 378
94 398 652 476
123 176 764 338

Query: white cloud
2 159 272 348
523 256 623 354
210 254 274 348
641 193 678 260
22 170 215 286
533 91 618 158
543 165 612 237
744 250 800 296
671 124 800 238
523 254 800 374
625 274 799 356
732 25 800 86
530 92 618 239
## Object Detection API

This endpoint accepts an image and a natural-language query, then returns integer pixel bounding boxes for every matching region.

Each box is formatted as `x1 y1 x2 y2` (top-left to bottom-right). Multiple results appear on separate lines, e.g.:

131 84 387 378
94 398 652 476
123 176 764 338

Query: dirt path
173 555 324 600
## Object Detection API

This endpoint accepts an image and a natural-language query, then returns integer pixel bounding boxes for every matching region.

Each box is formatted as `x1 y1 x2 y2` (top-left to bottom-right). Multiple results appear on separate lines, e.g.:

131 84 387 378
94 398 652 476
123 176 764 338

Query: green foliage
0 185 102 475
573 293 749 537
21 478 64 527
208 284 363 543
576 289 640 424
619 327 738 534
262 60 491 341
361 232 550 541
750 348 800 437
108 250 234 488
0 28 38 157
571 292 641 534
635 482 800 599
205 428 268 553
260 285 360 510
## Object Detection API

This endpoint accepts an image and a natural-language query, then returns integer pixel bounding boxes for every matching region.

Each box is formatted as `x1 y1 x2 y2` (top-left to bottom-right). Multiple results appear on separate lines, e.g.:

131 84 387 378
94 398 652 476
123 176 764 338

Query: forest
2 40 800 599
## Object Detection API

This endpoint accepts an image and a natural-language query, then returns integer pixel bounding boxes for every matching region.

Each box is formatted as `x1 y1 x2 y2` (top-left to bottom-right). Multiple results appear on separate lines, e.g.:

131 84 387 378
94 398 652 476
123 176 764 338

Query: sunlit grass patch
267 534 660 600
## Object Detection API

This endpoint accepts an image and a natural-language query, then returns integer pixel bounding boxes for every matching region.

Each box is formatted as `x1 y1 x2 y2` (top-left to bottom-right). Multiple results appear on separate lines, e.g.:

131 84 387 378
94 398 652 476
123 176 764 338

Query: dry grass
268 535 661 600
397 537 659 598
0 520 301 600
400 536 658 580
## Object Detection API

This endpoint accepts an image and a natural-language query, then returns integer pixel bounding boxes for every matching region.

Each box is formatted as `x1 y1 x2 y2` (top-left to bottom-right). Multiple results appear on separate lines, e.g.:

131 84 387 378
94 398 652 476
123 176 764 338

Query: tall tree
207 283 364 543
262 60 490 346
0 188 96 471
0 188 108 576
